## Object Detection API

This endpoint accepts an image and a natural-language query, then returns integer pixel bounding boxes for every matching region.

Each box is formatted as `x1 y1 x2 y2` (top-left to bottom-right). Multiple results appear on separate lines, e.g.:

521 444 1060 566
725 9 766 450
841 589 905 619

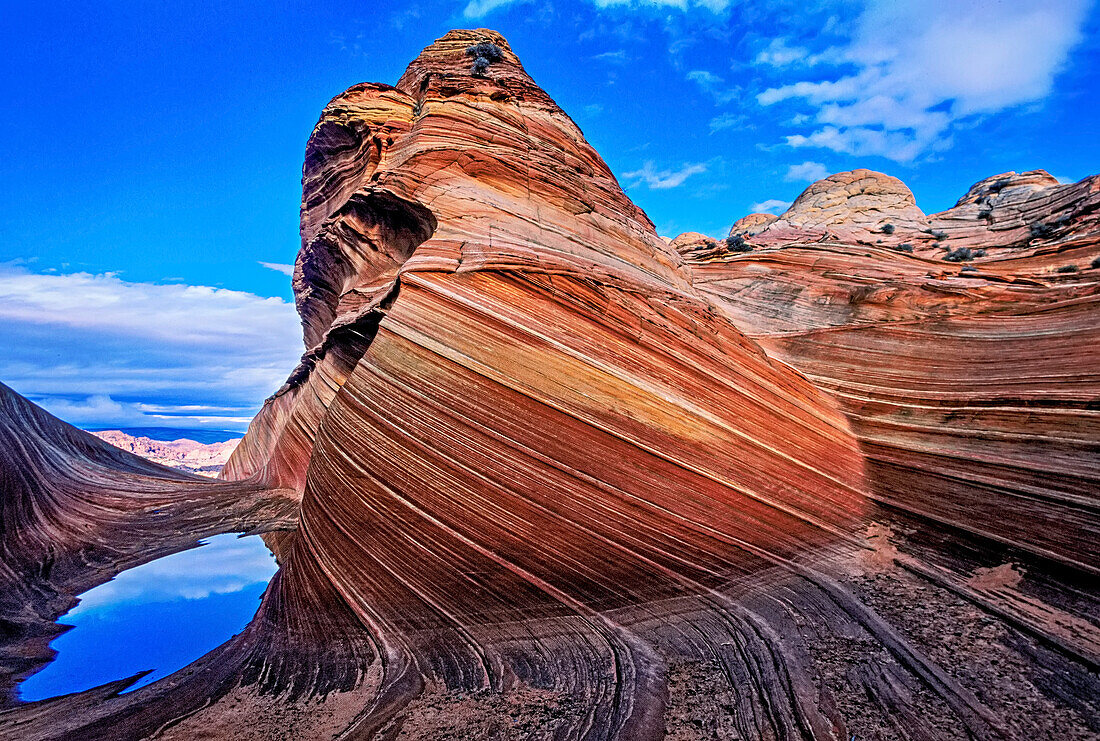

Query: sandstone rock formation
90 431 240 477
1 29 1097 741
728 212 777 236
680 169 1100 573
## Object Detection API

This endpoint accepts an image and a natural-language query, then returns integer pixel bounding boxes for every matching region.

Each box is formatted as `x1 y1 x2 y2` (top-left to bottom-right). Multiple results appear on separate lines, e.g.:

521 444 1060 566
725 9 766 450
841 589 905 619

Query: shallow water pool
19 533 278 702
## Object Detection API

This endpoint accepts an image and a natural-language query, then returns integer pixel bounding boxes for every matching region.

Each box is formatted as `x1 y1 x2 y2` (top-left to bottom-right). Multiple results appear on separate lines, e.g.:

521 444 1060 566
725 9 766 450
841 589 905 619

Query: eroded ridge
1 28 1097 741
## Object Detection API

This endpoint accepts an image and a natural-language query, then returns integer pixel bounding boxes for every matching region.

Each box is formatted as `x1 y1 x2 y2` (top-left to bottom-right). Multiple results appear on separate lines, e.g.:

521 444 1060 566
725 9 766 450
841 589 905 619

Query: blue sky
1 0 1097 430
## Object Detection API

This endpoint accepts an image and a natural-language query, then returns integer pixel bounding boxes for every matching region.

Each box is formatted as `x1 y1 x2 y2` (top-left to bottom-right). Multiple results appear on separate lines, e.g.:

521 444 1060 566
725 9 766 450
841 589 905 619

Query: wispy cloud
593 50 630 64
757 0 1092 162
785 161 829 182
623 161 708 190
259 261 294 276
755 38 808 67
592 0 733 10
0 265 302 430
687 70 740 104
750 199 792 215
709 112 747 133
754 37 841 68
463 0 528 18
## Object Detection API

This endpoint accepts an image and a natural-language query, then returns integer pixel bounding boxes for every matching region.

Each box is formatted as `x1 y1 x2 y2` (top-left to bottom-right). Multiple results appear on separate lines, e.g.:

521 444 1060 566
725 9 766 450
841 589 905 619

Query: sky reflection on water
19 533 277 702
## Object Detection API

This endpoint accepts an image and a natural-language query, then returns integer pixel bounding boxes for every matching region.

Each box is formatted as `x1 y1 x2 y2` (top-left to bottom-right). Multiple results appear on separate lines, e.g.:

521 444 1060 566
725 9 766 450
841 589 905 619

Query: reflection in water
19 533 278 702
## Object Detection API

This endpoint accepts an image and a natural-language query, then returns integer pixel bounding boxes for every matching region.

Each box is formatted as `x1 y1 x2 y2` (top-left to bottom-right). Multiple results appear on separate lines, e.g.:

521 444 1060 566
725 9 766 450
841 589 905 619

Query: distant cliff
89 430 240 477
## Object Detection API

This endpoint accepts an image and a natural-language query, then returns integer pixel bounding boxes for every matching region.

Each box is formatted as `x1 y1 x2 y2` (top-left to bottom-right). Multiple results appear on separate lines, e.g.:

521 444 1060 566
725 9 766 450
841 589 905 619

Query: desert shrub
471 56 491 76
944 247 974 262
961 265 977 272
977 208 993 221
895 243 914 252
1092 256 1100 269
973 248 986 257
1030 222 1054 240
1056 264 1079 273
881 223 895 234
725 234 753 252
466 42 504 77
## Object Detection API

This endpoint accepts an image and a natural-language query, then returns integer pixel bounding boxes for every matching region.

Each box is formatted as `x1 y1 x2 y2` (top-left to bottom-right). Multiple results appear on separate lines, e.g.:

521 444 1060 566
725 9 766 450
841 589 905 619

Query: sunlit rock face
2 29 1099 741
679 169 1100 573
220 32 870 730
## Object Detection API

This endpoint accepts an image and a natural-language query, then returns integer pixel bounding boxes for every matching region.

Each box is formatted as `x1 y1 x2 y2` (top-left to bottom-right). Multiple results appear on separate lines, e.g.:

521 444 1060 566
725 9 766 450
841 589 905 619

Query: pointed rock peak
395 28 555 109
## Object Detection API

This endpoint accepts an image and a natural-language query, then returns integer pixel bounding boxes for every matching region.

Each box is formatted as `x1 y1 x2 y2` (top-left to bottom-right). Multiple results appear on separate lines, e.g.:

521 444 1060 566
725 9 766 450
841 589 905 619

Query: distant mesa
0 28 1097 741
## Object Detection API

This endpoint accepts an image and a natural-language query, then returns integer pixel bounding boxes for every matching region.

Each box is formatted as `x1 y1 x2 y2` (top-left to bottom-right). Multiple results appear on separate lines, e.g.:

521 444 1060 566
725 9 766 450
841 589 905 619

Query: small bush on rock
1092 256 1100 269
1056 264 1079 273
881 223 895 234
466 42 504 77
944 247 974 262
895 243 914 252
725 234 753 253
1030 222 1054 240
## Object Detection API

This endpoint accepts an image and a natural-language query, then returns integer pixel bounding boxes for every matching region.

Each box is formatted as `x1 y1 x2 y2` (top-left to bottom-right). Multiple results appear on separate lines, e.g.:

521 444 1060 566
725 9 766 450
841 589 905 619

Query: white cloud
687 70 740 104
785 161 830 182
750 199 792 215
593 50 629 64
755 38 809 67
463 0 528 19
0 265 302 430
259 261 294 276
709 112 747 133
755 38 845 68
73 533 277 611
757 0 1091 162
593 0 733 10
623 161 708 189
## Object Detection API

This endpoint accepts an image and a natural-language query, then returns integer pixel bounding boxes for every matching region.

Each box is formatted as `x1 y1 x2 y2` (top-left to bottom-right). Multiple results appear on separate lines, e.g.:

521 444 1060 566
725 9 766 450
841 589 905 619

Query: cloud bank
0 265 302 430
757 0 1092 162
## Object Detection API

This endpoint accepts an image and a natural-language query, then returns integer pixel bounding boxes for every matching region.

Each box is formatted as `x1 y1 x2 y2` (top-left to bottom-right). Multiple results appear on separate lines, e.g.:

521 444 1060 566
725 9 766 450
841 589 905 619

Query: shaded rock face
1 29 1098 741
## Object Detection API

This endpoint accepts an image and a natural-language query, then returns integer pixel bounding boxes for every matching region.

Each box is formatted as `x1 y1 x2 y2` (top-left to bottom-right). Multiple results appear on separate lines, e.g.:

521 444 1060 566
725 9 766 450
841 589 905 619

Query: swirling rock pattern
682 170 1100 574
1 29 1097 741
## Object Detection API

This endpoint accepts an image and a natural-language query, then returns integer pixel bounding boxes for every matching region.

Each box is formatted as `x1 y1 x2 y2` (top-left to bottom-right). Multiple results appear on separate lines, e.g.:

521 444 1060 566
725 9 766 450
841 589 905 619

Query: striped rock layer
2 29 1098 741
